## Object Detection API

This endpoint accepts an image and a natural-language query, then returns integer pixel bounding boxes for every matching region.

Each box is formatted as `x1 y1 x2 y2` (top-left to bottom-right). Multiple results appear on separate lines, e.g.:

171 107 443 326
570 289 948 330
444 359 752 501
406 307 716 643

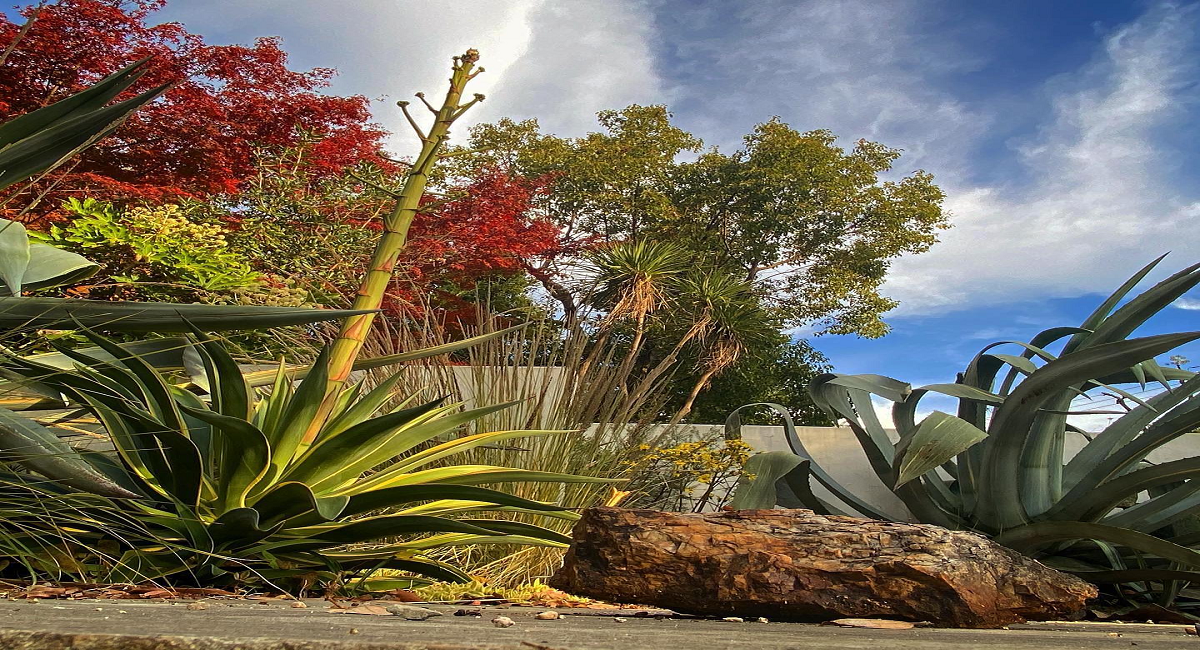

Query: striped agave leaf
0 327 611 587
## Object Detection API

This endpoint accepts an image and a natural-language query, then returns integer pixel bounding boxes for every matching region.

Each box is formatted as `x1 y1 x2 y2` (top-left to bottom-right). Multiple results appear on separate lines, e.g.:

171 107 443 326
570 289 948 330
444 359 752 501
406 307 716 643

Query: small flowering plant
626 437 753 512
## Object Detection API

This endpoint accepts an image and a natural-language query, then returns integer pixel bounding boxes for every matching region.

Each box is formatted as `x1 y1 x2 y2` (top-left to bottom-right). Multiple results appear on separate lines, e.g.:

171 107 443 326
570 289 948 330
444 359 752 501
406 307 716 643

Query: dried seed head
473 93 485 101
396 100 410 107
462 49 480 64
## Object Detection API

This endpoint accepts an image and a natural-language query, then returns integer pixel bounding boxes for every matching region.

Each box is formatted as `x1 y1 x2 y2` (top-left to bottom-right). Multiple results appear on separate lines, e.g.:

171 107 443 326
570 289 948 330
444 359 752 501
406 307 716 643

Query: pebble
492 616 515 628
722 617 744 623
186 602 208 611
614 617 627 623
757 617 769 623
385 604 442 620
349 628 359 635
290 601 307 609
535 611 560 620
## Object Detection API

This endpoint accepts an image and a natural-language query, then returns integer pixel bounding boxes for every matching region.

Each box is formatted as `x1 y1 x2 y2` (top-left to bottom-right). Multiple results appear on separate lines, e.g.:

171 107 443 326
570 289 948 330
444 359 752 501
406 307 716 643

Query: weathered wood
550 508 1096 628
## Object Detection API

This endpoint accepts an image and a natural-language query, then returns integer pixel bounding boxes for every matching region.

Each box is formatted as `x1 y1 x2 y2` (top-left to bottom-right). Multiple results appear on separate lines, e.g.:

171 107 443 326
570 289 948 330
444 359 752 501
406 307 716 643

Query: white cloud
154 0 664 154
884 3 1200 314
1175 297 1200 310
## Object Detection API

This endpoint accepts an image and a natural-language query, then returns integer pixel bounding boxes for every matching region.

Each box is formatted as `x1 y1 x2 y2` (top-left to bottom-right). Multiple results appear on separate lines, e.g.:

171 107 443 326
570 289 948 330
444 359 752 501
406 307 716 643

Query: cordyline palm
669 272 776 424
305 50 488 443
584 239 690 375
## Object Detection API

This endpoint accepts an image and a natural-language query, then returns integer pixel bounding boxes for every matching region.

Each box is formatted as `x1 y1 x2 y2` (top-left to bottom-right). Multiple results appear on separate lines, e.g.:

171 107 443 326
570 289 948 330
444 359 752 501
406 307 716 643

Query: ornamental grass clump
730 255 1200 610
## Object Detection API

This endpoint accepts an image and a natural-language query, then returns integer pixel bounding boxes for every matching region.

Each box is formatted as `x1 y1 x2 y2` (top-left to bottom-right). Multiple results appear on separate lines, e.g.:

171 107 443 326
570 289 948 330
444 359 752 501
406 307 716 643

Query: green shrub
34 198 305 305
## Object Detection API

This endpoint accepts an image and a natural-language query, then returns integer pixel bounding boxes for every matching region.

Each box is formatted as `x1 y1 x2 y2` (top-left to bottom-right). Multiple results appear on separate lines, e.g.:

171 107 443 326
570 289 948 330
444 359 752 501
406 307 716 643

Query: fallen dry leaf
340 604 391 616
827 618 915 630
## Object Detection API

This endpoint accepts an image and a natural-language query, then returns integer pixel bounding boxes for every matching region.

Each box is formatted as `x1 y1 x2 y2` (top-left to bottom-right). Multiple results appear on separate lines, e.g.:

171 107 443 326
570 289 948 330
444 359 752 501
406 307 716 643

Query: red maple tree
0 0 390 215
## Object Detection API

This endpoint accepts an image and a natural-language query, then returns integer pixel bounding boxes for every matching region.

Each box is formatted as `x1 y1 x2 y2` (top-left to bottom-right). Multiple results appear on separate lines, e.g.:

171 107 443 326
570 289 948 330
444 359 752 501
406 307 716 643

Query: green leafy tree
460 108 947 339
664 120 948 337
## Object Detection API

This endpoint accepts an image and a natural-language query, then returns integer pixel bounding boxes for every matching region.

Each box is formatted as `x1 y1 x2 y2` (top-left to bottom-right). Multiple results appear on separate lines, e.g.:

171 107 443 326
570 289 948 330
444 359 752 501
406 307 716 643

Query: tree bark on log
550 508 1096 628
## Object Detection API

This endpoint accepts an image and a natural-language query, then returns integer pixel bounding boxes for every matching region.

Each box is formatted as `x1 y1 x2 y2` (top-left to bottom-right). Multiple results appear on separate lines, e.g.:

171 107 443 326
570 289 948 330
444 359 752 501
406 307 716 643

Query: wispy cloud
1175 297 1200 310
884 3 1200 314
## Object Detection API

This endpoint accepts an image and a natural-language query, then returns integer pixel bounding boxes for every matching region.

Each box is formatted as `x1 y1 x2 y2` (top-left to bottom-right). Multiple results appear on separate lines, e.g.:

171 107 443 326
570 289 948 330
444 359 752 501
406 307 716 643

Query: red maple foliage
0 0 390 215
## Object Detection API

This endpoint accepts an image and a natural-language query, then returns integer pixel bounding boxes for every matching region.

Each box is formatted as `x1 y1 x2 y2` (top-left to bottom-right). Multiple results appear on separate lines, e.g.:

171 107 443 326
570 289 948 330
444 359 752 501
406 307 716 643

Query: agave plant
730 256 1200 608
0 326 607 587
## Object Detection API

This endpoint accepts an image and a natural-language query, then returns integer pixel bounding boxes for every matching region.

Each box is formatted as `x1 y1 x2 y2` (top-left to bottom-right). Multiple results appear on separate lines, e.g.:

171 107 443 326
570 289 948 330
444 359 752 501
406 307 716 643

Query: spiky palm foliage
670 272 778 424
730 256 1200 609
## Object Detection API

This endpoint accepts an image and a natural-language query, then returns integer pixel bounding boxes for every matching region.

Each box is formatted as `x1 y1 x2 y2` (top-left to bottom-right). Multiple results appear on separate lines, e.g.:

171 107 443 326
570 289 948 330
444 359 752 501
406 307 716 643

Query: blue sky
20 0 1200 423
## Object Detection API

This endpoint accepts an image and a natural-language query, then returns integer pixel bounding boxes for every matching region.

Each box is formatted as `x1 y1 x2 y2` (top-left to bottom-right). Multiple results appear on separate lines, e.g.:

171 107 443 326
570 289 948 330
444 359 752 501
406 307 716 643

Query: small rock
454 608 481 617
756 617 769 623
290 601 308 609
349 628 359 635
722 617 744 623
186 602 208 611
492 616 515 628
535 611 561 620
1108 632 1123 638
614 617 627 623
385 604 442 620
94 607 103 612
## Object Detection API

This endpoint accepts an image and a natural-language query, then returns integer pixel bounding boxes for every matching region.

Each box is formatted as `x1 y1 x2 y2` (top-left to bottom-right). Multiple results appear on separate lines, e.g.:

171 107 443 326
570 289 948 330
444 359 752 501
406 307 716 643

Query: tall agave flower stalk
305 50 487 446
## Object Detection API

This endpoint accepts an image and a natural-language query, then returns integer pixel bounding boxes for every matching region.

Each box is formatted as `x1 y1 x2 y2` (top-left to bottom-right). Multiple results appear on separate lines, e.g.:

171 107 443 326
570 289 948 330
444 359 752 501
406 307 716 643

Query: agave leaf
728 451 803 510
1083 263 1200 351
1054 456 1200 522
282 398 453 492
894 411 987 488
397 500 581 521
0 405 136 498
1063 254 1167 354
1064 373 1200 490
384 533 569 551
0 59 150 148
372 429 564 476
338 484 569 521
0 220 30 296
0 298 374 332
180 406 270 512
295 514 506 546
335 557 470 584
321 371 407 438
250 481 349 528
340 465 621 495
22 337 193 372
1102 481 1200 532
998 521 1200 568
458 519 574 545
21 244 100 292
726 402 898 520
822 373 911 403
0 83 170 193
978 331 1200 529
187 329 251 421
309 402 522 493
1068 568 1200 584
1066 392 1200 502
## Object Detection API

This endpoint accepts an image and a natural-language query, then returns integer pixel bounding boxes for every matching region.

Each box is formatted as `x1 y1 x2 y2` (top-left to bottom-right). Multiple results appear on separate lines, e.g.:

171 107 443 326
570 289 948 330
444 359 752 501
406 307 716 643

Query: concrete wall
695 423 1200 521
